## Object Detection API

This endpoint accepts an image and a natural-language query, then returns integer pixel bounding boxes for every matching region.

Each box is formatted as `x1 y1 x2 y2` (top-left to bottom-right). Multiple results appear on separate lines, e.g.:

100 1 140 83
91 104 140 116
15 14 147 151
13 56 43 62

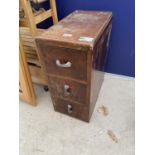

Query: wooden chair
19 0 58 86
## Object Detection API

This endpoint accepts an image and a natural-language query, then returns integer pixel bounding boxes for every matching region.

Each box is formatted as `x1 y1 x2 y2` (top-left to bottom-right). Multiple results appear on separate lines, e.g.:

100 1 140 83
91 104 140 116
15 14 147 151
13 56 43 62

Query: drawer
48 76 87 104
39 44 87 81
53 98 89 122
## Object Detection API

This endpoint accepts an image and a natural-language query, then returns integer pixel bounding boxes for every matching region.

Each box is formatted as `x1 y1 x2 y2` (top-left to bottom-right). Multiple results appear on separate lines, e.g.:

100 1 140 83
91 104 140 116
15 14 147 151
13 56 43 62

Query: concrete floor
19 73 135 155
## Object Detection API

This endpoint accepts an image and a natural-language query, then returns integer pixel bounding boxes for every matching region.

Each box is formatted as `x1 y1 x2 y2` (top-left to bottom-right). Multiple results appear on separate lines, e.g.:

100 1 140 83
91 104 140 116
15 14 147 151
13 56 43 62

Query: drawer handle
67 104 73 114
64 84 71 96
56 60 72 68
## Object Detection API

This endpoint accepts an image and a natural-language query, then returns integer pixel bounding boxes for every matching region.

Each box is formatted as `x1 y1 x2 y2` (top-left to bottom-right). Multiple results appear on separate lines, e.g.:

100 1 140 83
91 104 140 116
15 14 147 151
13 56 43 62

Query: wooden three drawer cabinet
35 10 112 122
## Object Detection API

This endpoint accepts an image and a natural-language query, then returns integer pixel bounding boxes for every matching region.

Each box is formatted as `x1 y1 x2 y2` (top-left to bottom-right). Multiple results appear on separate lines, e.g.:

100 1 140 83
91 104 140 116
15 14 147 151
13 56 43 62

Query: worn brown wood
48 76 87 104
52 97 89 122
37 44 87 81
35 11 112 122
36 11 112 49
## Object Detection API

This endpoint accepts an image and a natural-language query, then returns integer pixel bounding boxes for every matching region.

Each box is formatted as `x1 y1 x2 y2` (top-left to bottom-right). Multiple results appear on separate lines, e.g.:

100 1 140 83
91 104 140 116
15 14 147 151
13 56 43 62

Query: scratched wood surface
36 11 112 49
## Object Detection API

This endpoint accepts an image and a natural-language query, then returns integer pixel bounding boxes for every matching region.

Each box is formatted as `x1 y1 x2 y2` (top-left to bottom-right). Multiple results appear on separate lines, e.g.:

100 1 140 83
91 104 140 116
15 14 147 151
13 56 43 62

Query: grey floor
19 73 135 155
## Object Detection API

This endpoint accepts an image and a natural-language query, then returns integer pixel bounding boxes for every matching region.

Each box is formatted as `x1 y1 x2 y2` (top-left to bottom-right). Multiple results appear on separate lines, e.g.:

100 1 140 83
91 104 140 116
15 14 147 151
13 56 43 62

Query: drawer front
39 44 87 81
48 76 87 104
53 98 89 122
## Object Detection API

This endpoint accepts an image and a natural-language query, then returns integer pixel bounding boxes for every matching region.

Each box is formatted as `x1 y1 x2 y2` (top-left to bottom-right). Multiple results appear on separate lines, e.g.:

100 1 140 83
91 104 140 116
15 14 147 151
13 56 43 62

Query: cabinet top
36 10 112 50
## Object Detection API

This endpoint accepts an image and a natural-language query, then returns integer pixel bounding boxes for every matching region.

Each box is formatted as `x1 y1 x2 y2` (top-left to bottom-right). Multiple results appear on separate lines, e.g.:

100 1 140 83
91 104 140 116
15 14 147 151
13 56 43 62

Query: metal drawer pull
56 60 72 68
67 104 73 114
64 84 71 96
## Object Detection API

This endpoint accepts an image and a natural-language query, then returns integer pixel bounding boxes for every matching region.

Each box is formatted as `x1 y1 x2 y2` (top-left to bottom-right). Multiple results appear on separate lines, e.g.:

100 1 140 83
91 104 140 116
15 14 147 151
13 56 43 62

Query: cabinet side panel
89 70 104 118
89 23 112 119
92 22 112 71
